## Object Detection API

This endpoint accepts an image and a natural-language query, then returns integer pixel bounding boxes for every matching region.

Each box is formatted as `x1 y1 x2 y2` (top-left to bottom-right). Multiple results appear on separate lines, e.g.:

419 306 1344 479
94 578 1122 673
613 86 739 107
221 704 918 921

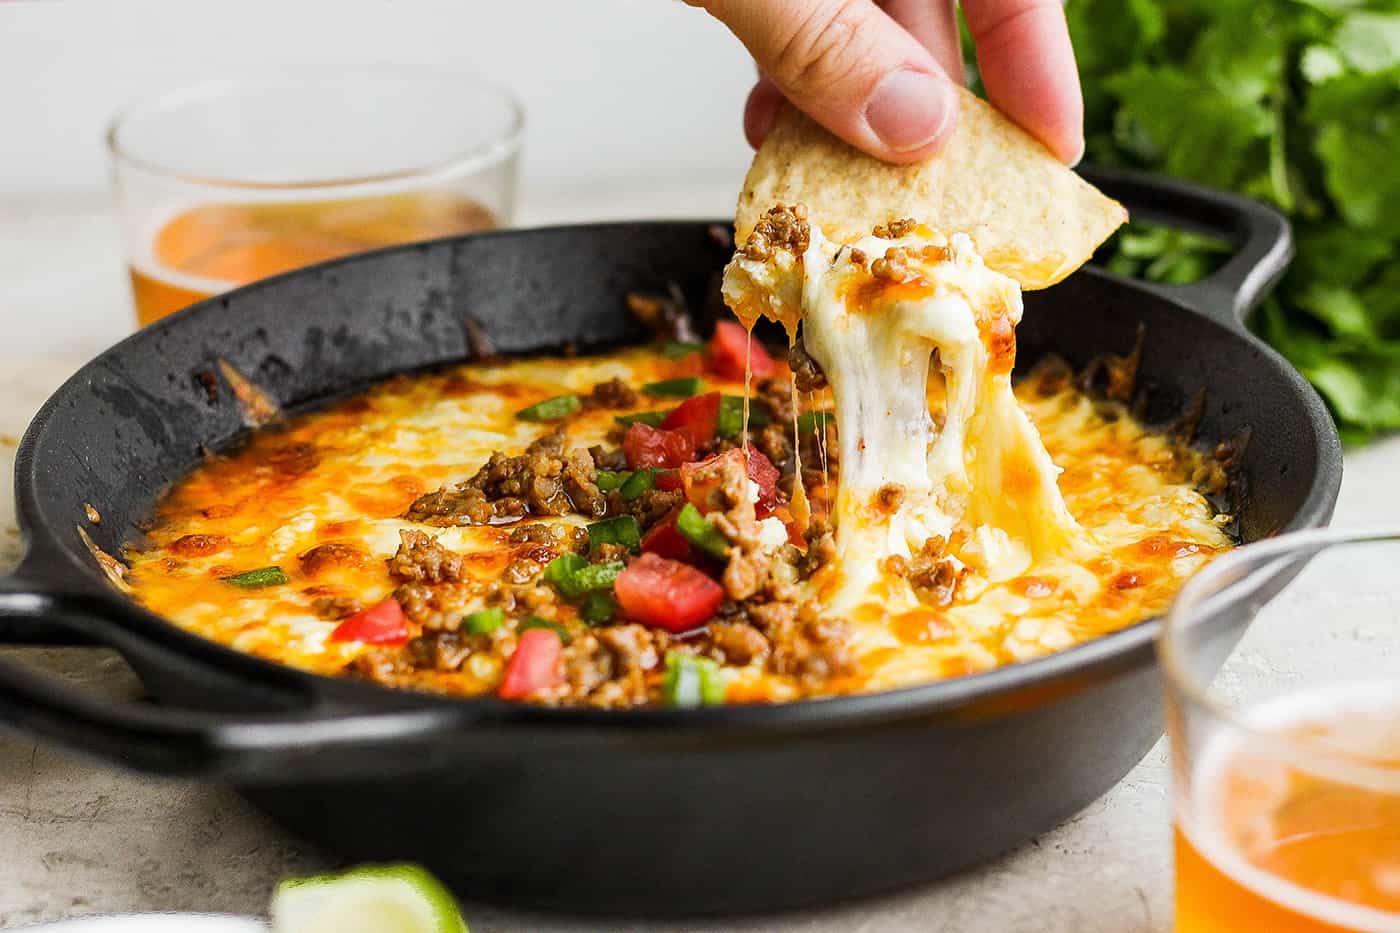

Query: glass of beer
107 68 523 325
1161 528 1400 932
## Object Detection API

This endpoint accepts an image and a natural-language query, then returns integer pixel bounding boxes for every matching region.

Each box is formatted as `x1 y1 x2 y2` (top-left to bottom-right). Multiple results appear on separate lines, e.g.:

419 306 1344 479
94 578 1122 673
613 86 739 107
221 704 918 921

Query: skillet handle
0 577 477 781
1079 166 1293 328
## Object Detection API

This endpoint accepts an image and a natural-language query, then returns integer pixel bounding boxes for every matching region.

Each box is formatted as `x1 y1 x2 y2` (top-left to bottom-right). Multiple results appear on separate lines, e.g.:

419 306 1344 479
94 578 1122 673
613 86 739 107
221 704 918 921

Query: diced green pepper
519 616 572 645
579 590 618 625
796 411 833 434
618 467 655 501
675 504 730 558
542 553 625 599
642 377 704 398
515 394 582 422
716 395 772 439
663 651 727 707
574 561 624 593
596 470 631 492
662 340 704 358
463 606 505 635
587 515 642 554
615 410 670 428
543 553 588 595
222 566 289 588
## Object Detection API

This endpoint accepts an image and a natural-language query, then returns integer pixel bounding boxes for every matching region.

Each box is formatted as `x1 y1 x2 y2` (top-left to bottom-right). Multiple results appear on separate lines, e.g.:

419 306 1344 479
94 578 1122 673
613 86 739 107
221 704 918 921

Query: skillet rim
9 219 1342 733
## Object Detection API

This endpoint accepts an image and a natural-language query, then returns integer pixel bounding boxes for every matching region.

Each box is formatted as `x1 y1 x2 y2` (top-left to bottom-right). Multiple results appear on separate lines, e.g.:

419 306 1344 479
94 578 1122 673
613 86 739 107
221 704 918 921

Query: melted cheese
123 347 1232 702
726 229 1087 613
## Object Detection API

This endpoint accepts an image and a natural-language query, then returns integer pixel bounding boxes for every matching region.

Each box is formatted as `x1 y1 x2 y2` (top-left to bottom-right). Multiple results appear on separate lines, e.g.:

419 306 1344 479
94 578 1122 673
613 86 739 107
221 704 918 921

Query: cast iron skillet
0 169 1340 915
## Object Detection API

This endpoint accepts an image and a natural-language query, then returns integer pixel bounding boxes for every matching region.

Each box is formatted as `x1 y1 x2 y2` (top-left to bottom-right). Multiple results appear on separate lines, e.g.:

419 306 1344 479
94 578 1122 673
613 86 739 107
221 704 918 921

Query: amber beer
129 192 497 324
1174 684 1400 933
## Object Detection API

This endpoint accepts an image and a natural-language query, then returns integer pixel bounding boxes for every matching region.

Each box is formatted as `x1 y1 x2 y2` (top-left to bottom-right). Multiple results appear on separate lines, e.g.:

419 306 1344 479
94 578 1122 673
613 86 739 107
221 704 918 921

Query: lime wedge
270 864 468 933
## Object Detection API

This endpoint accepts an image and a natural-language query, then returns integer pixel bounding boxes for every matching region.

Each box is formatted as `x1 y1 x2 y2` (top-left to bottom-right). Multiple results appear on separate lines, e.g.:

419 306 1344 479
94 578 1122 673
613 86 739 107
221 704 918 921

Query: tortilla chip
734 86 1126 290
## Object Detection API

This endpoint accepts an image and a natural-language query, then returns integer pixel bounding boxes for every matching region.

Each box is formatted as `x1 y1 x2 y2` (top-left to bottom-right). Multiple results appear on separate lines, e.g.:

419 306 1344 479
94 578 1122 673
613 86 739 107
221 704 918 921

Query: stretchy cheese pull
725 217 1091 610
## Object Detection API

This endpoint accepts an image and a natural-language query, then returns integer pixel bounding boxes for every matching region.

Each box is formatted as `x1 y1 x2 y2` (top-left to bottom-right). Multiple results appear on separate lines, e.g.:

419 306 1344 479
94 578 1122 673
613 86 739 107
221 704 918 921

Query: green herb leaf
1315 119 1400 240
643 377 704 397
222 566 288 588
1052 0 1400 438
463 607 505 635
515 394 581 422
662 651 727 707
675 504 729 558
1104 64 1273 190
1335 11 1400 73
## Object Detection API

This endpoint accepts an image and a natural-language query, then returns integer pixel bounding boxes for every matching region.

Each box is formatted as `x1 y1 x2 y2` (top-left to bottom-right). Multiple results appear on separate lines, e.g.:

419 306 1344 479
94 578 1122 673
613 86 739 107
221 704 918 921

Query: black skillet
0 168 1340 915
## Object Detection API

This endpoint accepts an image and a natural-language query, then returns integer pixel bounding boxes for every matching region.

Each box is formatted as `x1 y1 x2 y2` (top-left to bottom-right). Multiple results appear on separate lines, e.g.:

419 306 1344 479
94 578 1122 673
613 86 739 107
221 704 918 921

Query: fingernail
1066 137 1086 168
865 70 955 154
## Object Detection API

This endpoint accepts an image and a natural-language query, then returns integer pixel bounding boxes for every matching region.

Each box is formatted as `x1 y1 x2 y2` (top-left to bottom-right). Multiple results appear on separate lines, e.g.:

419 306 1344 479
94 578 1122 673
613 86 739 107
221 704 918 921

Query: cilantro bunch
1041 1 1400 442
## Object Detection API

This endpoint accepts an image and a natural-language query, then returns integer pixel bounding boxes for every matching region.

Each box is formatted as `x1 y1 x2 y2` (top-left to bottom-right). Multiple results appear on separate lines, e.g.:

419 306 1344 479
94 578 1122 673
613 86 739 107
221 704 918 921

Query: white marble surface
1 193 1398 930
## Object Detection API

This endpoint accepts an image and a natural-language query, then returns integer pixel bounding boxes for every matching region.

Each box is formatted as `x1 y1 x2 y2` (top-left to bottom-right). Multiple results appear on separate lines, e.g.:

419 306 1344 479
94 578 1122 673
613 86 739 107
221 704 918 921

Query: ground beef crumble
311 594 362 620
787 339 827 392
753 422 794 473
740 204 810 261
609 487 683 528
706 621 769 666
347 364 869 705
550 624 669 709
386 529 467 584
883 537 965 607
586 377 640 410
872 218 918 239
755 376 795 424
747 601 855 686
404 429 606 525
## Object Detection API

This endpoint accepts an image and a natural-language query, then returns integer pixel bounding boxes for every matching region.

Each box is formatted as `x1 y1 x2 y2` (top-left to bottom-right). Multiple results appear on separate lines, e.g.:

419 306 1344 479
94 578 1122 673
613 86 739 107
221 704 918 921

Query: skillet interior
18 223 1328 601
3 218 1342 914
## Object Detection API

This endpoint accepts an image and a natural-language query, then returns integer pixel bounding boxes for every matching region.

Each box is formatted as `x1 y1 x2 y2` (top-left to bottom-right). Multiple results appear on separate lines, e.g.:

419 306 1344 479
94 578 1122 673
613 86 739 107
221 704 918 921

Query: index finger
963 0 1083 164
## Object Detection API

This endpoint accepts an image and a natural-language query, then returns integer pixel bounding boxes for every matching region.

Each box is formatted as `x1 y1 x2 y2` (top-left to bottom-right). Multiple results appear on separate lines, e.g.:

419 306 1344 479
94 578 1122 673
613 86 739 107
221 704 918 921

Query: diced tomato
705 320 776 381
745 444 780 516
330 597 408 645
654 468 684 491
680 447 779 516
498 628 563 699
640 507 692 561
614 553 725 633
660 391 721 448
623 422 695 469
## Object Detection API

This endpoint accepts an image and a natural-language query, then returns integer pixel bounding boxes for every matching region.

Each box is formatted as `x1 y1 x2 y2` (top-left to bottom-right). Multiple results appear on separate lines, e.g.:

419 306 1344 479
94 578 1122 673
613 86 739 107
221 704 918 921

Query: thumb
695 0 959 163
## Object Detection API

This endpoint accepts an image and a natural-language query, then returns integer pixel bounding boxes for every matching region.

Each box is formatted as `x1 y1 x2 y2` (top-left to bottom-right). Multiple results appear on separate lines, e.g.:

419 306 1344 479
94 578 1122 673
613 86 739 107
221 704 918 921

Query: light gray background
1 0 752 200
3 3 1395 928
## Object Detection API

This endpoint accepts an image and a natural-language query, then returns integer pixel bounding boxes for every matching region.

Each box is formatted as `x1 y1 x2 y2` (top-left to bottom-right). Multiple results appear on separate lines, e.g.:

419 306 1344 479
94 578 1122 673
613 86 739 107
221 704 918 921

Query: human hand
689 0 1083 165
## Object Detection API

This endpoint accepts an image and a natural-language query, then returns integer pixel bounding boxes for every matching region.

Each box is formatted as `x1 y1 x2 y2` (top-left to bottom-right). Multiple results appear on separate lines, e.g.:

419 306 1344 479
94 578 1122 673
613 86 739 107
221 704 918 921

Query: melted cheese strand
787 365 811 530
736 228 1091 611
742 328 753 452
810 389 829 513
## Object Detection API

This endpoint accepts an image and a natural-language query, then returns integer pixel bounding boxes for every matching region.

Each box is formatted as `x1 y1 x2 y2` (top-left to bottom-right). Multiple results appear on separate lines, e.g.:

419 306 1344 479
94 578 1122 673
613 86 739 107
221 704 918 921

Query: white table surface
1 191 1398 931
